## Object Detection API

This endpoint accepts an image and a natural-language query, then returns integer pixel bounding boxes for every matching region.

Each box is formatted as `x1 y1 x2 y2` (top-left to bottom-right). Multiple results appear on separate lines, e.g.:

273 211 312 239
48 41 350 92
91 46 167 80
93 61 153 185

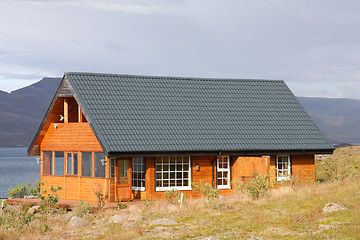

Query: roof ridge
65 72 284 83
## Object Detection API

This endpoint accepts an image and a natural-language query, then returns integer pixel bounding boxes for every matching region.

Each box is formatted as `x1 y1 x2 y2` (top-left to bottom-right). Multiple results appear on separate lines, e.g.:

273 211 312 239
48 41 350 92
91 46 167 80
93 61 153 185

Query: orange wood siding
270 155 315 183
34 97 64 147
232 156 270 183
144 156 231 200
292 155 315 182
41 175 111 202
41 122 102 152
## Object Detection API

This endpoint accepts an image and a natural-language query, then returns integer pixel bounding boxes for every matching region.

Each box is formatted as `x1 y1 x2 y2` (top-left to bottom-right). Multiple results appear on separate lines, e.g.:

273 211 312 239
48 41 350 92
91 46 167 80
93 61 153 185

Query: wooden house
28 72 334 202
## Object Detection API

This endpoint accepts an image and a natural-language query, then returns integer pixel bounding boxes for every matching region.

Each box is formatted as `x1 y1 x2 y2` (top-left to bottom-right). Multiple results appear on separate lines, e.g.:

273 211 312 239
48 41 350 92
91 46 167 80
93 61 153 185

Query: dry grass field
1 146 360 239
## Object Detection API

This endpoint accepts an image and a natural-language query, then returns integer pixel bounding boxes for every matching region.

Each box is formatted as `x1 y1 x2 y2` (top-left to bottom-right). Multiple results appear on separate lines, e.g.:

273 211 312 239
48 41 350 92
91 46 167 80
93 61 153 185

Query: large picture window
276 155 291 181
132 157 145 191
217 156 231 189
155 156 191 191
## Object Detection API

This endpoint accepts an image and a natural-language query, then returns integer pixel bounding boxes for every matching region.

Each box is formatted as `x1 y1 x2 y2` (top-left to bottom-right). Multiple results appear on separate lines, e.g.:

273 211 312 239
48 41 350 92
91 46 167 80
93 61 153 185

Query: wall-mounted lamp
36 158 41 164
195 162 200 171
53 123 58 129
100 158 107 166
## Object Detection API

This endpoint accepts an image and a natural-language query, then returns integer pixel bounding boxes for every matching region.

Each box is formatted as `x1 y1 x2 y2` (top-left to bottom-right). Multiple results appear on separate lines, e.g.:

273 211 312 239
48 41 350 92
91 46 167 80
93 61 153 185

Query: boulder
68 216 91 228
127 214 144 222
322 203 348 213
150 218 177 226
27 206 41 215
108 215 128 224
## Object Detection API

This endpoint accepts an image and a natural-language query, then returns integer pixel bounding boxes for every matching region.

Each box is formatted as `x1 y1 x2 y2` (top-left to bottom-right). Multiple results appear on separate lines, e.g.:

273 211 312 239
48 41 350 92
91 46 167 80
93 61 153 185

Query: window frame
94 152 106 178
54 151 64 176
276 155 291 181
66 152 78 176
216 156 231 189
155 156 192 191
132 157 146 191
81 151 93 177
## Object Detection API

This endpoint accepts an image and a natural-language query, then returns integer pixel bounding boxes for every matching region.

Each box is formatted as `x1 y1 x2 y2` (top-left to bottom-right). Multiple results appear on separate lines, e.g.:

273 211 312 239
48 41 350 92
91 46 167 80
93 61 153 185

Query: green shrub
72 200 93 217
40 185 62 210
7 181 41 199
117 201 128 210
232 180 246 194
164 189 185 204
246 174 269 200
93 183 108 210
192 181 220 209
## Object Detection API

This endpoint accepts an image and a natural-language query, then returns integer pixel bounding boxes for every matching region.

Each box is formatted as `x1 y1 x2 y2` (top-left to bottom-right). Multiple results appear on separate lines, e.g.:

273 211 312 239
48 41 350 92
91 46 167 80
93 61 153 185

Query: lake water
0 148 39 198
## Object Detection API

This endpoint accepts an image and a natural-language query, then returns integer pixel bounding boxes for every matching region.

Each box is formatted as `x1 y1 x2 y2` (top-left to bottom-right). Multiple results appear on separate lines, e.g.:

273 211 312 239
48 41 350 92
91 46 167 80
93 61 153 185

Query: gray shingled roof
64 72 333 155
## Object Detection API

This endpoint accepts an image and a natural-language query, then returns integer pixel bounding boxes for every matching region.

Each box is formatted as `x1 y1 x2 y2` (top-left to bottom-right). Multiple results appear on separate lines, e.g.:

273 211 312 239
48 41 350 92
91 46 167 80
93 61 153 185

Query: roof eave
27 76 66 156
107 148 334 158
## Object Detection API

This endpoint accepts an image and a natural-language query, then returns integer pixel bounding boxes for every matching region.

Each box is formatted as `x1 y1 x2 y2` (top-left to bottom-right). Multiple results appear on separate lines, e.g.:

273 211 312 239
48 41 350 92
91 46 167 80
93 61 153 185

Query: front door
115 158 133 201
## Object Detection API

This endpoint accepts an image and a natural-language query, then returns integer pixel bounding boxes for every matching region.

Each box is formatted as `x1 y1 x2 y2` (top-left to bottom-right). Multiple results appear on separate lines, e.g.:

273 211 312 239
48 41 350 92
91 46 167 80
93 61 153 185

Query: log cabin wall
232 156 270 184
269 155 315 184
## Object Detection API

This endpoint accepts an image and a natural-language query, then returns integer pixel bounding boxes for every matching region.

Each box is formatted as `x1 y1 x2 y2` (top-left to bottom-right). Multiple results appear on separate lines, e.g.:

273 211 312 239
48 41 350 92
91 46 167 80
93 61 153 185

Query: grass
1 146 360 239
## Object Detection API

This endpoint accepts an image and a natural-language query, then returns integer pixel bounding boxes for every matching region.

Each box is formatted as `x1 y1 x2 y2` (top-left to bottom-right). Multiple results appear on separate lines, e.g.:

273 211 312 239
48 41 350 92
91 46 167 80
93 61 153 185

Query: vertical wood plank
64 98 68 123
78 106 82 123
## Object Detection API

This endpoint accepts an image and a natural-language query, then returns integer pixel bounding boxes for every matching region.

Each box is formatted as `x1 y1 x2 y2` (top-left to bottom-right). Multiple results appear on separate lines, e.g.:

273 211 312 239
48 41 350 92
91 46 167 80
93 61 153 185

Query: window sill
217 185 231 190
132 187 145 191
156 186 192 191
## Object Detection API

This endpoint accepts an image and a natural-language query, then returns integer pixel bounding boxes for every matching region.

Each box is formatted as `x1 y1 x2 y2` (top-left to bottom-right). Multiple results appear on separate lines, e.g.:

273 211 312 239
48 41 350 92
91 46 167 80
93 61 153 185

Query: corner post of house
40 151 43 175
78 152 82 200
105 156 110 203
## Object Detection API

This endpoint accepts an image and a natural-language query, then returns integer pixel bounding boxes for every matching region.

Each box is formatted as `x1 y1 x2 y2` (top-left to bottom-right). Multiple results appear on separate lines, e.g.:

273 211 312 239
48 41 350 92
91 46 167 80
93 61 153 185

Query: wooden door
115 159 132 201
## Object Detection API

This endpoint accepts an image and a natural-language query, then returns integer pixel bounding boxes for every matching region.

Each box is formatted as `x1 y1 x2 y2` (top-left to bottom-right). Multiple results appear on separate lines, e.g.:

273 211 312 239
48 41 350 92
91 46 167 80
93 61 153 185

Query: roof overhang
107 148 334 158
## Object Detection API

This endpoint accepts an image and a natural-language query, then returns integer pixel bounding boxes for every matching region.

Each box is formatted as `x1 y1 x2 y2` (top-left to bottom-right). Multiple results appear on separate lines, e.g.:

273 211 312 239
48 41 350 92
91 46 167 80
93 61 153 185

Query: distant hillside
0 78 61 147
298 97 360 144
0 77 359 147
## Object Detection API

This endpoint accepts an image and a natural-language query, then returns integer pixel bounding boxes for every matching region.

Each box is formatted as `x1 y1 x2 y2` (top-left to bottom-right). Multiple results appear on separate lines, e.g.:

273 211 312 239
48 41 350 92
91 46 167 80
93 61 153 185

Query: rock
24 195 39 199
322 203 348 213
93 218 107 226
27 206 41 215
194 236 219 240
127 214 144 222
150 218 177 226
68 216 91 228
108 215 128 224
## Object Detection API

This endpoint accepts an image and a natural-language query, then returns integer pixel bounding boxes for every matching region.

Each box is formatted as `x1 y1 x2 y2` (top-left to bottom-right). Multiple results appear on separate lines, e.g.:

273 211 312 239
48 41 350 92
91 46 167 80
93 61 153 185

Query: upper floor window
276 155 291 181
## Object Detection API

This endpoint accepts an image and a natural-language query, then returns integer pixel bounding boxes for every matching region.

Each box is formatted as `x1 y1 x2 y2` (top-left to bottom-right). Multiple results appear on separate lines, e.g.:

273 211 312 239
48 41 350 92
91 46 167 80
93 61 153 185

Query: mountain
0 77 359 147
0 78 61 147
298 97 360 144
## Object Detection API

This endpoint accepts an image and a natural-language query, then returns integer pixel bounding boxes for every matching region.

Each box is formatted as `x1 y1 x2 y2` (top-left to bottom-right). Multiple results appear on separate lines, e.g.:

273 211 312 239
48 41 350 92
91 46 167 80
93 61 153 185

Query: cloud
0 0 359 99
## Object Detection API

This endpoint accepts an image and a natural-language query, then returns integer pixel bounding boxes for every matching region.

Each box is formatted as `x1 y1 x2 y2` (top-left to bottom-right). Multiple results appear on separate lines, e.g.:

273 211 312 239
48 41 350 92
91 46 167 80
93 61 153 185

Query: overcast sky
1 0 359 100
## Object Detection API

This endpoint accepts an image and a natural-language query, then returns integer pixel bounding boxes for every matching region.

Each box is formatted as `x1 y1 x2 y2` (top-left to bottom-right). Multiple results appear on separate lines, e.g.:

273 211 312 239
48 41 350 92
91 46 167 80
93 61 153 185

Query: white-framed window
217 156 231 189
276 155 291 181
132 157 146 191
155 156 191 191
